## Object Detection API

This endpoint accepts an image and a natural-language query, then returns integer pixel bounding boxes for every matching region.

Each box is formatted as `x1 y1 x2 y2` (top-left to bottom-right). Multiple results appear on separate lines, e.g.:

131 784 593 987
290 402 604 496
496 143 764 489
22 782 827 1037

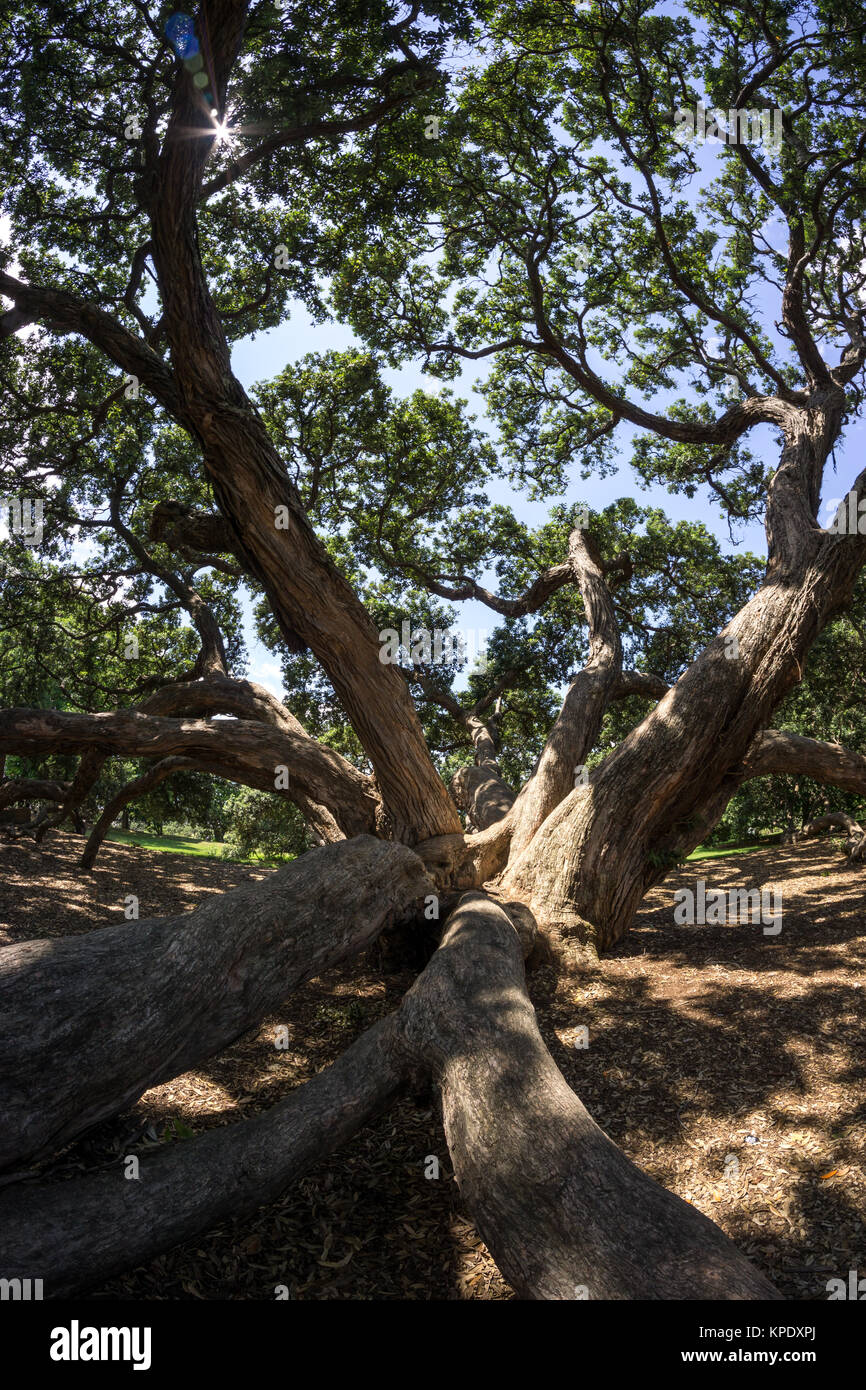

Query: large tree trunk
141 15 460 845
396 893 779 1299
0 892 778 1300
0 837 433 1171
502 403 866 952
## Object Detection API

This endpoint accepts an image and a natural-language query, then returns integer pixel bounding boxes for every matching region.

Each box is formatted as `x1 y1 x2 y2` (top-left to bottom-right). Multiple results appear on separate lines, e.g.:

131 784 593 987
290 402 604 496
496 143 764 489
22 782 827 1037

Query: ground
1 831 863 1300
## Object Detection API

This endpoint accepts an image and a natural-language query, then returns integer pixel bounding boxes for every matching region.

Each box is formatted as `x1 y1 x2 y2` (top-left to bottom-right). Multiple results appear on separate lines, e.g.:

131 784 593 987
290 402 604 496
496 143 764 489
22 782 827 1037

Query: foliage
221 787 309 861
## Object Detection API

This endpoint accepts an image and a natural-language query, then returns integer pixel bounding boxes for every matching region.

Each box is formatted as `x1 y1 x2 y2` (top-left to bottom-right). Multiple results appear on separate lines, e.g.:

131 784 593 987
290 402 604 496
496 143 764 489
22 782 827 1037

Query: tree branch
0 836 433 1171
0 707 380 839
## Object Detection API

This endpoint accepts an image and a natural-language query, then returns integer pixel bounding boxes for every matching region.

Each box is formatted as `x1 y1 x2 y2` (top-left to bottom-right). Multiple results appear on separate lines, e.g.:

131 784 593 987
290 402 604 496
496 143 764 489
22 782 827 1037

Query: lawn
687 836 782 862
105 829 292 864
106 830 230 860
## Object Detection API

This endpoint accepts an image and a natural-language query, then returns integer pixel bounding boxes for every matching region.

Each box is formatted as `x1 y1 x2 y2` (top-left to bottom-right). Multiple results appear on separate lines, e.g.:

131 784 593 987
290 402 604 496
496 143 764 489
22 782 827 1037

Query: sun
212 118 235 147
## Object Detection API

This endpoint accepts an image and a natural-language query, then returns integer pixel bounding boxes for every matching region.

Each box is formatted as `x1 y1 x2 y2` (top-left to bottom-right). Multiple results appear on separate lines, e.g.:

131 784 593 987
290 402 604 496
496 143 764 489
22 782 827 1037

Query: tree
2 0 866 1299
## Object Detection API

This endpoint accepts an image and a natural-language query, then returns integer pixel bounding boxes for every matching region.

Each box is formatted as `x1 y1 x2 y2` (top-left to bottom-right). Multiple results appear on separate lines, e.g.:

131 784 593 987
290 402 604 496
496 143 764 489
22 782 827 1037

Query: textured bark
739 728 866 793
0 777 71 810
397 893 781 1299
143 672 302 730
797 812 862 838
439 666 669 883
507 527 623 860
181 428 462 842
613 670 670 701
448 709 516 832
2 0 864 1307
0 890 777 1300
450 761 516 831
502 401 866 951
0 1017 407 1298
412 670 517 833
0 706 379 839
147 501 238 562
0 837 433 1171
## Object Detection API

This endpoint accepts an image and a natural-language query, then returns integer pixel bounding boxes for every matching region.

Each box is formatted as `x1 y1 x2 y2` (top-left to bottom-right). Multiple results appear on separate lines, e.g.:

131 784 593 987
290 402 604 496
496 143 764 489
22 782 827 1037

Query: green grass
105 829 293 865
106 829 230 860
688 836 780 862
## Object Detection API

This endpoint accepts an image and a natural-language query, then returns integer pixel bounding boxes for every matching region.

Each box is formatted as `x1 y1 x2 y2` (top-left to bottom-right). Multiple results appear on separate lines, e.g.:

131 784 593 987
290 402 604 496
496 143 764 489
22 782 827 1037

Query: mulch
1 832 863 1300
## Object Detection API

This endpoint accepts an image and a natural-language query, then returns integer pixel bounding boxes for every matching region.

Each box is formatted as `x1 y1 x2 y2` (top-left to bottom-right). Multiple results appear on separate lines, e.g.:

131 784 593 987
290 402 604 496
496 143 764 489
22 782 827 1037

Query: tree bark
450 760 516 832
0 836 433 1171
0 707 379 840
0 891 779 1300
738 728 866 793
502 404 866 952
0 1016 407 1298
797 812 862 838
506 527 624 860
396 892 780 1299
0 777 71 810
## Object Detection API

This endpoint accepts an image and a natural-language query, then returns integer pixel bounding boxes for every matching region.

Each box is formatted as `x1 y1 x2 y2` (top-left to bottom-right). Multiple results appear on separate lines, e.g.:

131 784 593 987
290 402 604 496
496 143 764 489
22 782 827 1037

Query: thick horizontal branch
798 812 862 839
395 892 780 1299
737 728 866 793
140 673 351 842
0 836 433 1171
613 670 670 701
147 502 239 560
0 778 71 811
0 1015 407 1296
0 706 379 839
